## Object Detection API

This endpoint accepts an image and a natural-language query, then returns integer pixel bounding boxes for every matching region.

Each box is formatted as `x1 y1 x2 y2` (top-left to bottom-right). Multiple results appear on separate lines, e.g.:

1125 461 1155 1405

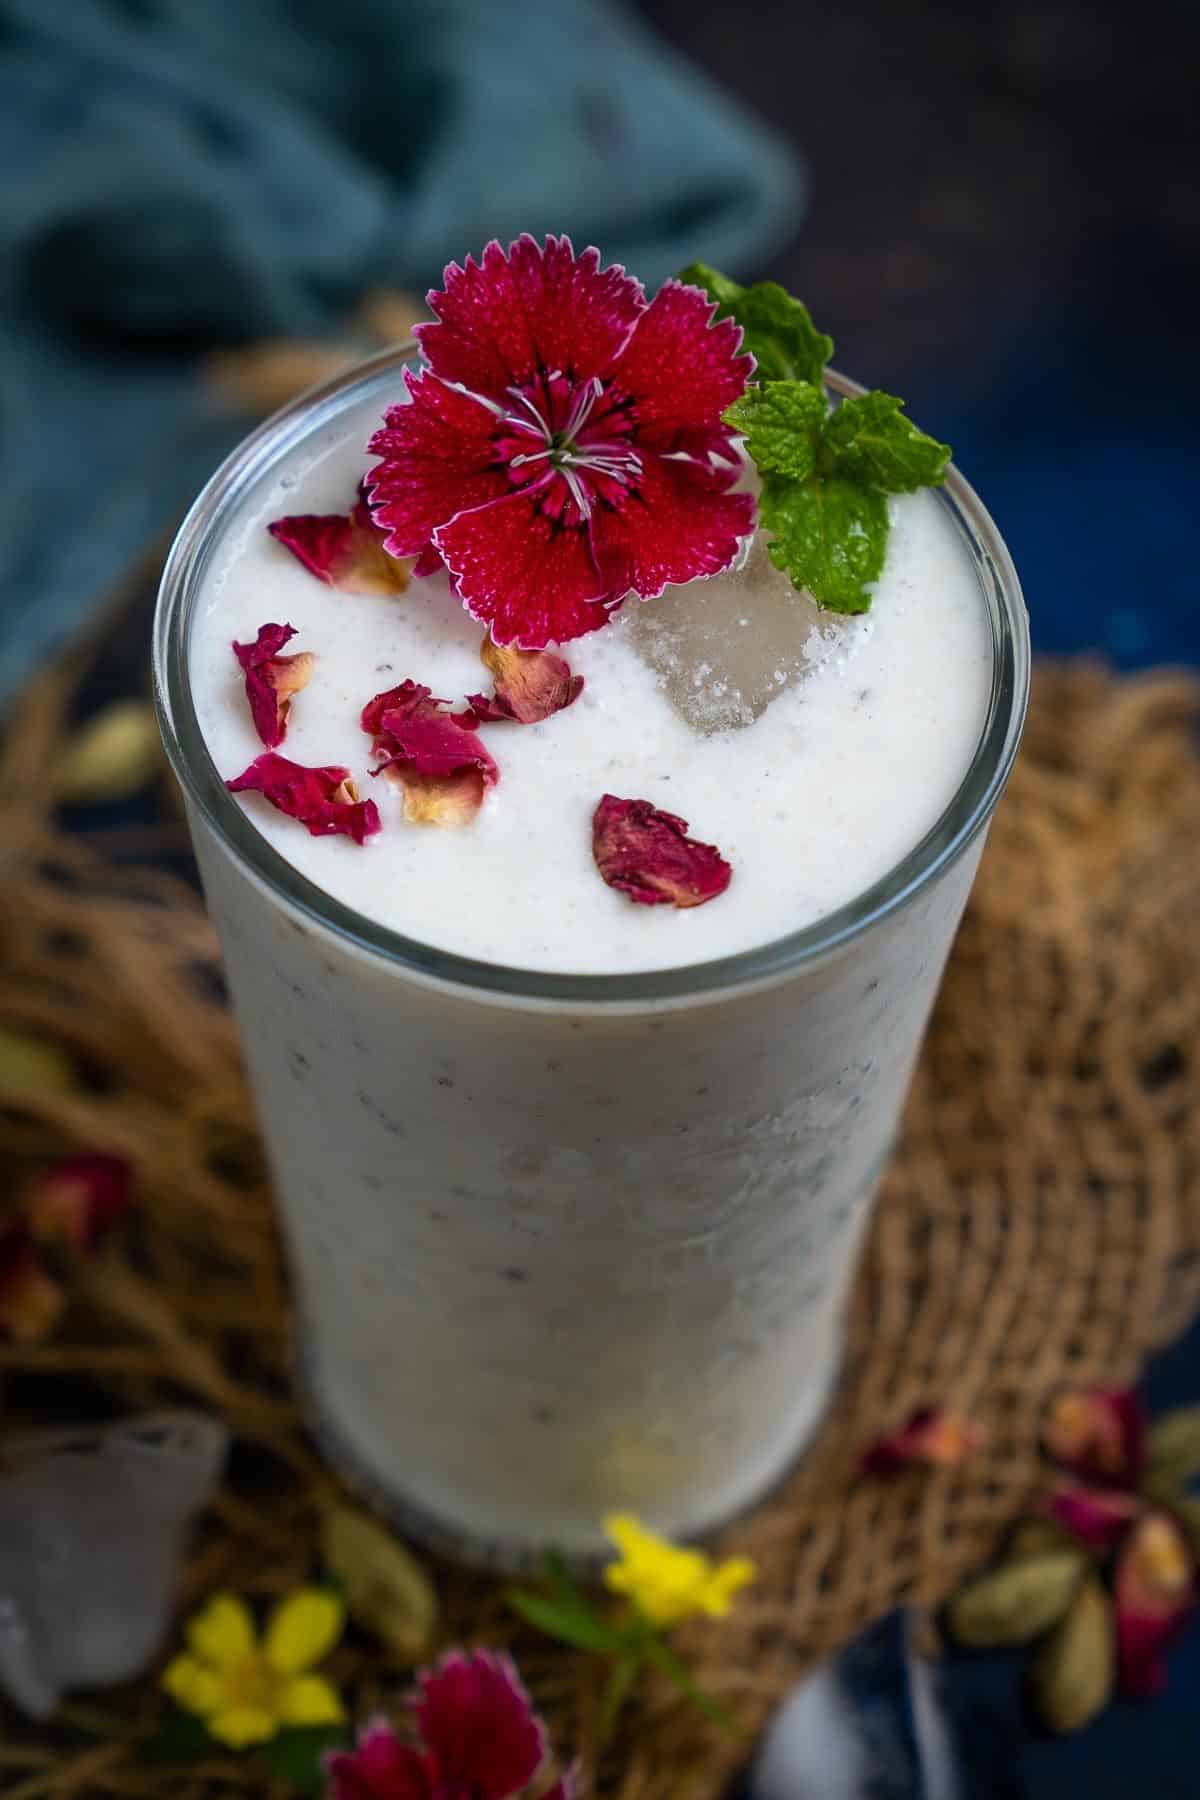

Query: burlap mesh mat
1 657 1198 1797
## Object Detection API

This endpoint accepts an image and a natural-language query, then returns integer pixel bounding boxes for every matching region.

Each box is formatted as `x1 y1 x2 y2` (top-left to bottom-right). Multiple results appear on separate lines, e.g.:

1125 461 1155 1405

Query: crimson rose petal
467 637 583 724
1043 1478 1143 1551
414 1651 547 1800
362 682 498 827
593 795 732 909
860 1407 986 1476
1043 1388 1145 1487
232 621 315 748
227 753 380 844
1114 1512 1196 1697
269 487 411 595
27 1152 133 1254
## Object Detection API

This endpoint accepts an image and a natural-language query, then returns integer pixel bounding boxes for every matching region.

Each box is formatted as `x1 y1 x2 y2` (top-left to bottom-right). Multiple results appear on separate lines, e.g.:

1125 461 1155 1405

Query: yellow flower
162 1589 345 1750
602 1513 755 1629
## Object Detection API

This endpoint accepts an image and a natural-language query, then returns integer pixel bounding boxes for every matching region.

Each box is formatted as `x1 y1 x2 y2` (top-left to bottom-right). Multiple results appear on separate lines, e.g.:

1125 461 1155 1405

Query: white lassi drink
155 249 1026 1566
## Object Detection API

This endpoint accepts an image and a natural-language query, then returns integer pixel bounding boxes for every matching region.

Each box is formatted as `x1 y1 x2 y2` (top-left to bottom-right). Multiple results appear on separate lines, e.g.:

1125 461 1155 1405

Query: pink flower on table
366 235 755 650
324 1651 574 1800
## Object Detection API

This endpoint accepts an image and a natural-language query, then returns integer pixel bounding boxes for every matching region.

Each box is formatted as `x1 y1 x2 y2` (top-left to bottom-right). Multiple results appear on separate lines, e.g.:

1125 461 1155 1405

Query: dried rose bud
362 681 498 827
468 637 583 725
0 1226 66 1343
592 795 731 909
27 1153 132 1255
269 485 411 595
861 1407 986 1476
1044 1388 1144 1487
227 754 381 844
1114 1511 1196 1696
1043 1478 1143 1552
232 622 315 749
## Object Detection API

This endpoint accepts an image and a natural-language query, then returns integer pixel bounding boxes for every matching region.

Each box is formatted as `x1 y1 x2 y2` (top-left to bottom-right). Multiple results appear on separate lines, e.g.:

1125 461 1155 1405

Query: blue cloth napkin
0 0 804 708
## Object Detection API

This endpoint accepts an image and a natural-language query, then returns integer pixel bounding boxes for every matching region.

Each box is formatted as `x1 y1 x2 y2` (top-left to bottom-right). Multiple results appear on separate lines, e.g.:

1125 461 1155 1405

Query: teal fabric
0 0 804 706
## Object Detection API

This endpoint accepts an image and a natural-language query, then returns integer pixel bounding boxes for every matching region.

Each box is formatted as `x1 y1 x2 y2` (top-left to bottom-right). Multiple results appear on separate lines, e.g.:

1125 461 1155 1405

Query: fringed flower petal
592 794 732 909
226 754 381 844
607 277 754 434
269 487 412 595
367 372 511 561
590 453 754 606
467 637 583 724
324 1718 431 1800
434 484 611 649
415 1650 547 1800
414 234 643 401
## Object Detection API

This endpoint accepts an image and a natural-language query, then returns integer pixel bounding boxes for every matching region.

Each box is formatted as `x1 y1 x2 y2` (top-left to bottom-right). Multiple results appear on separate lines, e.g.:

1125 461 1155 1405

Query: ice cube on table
625 531 841 734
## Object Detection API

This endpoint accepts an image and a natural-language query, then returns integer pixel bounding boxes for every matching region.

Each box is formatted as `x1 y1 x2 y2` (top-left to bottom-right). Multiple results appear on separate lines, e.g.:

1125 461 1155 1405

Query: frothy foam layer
190 398 992 974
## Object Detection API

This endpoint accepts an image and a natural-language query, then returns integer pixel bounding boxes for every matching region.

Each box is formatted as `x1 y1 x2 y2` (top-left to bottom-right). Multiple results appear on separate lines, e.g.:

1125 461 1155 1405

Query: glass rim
153 343 1030 1010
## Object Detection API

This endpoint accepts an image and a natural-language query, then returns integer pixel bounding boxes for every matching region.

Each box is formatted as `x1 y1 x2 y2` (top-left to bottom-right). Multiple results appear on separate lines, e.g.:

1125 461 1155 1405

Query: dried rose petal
592 795 731 909
0 1225 65 1343
269 486 411 595
1043 1478 1143 1551
227 753 381 844
467 636 584 725
232 622 315 748
1115 1511 1196 1696
362 681 498 828
1044 1388 1144 1487
27 1152 133 1255
860 1407 986 1476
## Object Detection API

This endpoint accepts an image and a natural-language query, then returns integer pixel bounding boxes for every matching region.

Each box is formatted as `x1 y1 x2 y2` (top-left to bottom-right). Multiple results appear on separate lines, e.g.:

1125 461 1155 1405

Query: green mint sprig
682 265 952 613
507 1554 740 1745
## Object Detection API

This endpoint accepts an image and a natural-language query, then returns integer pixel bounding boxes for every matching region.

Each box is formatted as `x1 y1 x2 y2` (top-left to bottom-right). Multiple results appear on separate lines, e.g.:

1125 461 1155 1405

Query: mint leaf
680 264 833 387
760 474 888 614
822 391 951 491
724 381 826 480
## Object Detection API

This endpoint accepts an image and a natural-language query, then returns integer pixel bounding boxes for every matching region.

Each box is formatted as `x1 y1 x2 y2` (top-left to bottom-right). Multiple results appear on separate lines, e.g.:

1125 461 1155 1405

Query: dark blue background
643 0 1199 673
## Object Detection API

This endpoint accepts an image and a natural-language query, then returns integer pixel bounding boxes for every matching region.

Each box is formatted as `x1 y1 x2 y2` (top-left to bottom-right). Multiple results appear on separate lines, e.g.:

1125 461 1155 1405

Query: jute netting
1 657 1198 1798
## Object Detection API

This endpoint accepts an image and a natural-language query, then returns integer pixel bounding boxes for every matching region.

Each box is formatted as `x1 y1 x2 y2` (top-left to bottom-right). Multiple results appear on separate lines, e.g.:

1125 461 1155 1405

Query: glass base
295 1329 842 1575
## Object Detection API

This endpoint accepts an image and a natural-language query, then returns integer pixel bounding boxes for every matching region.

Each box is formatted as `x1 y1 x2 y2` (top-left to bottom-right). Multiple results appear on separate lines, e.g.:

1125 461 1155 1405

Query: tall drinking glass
154 348 1028 1569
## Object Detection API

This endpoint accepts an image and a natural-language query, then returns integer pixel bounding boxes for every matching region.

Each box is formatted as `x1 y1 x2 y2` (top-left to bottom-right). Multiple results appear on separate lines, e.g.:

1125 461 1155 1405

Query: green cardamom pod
946 1550 1086 1648
1146 1408 1200 1490
1030 1575 1115 1733
53 701 160 805
0 1025 75 1094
